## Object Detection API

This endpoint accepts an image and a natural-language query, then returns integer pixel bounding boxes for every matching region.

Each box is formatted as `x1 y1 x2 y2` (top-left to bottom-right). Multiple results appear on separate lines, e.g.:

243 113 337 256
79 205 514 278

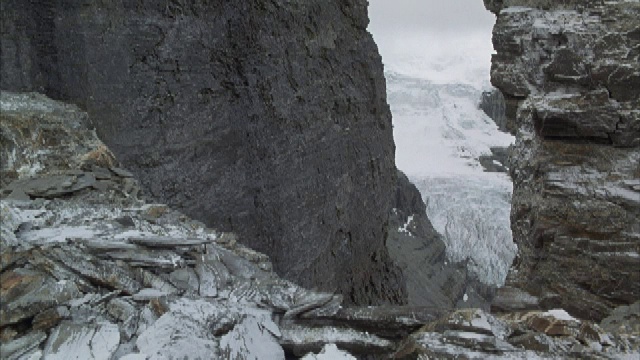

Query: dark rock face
479 88 510 134
486 1 640 320
479 147 510 173
0 1 405 304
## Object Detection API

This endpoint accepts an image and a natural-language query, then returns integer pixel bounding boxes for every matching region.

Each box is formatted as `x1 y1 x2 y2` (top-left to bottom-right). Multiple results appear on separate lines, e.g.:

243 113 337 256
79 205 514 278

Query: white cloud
367 0 496 89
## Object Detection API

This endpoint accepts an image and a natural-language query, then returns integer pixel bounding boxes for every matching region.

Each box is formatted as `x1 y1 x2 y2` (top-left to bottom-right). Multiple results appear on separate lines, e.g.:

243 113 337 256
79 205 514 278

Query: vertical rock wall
480 89 510 133
486 0 640 320
0 1 406 305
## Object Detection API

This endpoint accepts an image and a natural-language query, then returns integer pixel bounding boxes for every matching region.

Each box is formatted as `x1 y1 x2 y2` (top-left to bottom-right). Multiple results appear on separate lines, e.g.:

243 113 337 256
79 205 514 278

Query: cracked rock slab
43 321 120 360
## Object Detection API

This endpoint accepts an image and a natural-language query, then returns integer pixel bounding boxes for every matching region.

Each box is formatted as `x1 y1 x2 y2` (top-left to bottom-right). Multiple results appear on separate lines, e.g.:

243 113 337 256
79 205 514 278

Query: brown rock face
487 1 640 321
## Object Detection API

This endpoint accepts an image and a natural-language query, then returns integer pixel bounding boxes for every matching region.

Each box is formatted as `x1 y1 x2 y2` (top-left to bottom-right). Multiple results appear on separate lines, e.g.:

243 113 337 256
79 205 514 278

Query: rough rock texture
0 0 404 305
2 92 638 360
387 171 495 309
486 0 640 321
480 88 510 133
0 91 422 359
478 147 511 173
393 308 639 359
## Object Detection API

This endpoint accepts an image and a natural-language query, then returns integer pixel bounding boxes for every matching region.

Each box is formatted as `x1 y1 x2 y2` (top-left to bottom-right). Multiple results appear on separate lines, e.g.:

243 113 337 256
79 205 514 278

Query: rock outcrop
2 91 638 359
486 0 640 321
394 307 639 359
0 0 405 305
480 88 510 133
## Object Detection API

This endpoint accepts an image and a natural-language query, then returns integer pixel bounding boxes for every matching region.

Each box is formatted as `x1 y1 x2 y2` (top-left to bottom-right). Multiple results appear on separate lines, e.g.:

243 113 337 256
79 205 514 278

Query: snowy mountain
385 70 517 286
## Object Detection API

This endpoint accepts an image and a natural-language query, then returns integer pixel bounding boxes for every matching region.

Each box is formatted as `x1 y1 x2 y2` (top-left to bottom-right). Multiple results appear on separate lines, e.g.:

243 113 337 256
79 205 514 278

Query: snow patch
302 344 356 360
17 161 45 178
544 309 579 322
19 225 98 244
398 214 415 236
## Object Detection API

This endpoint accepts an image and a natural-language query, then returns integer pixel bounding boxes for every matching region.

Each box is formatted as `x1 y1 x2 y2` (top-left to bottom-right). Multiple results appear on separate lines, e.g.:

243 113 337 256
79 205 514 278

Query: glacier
382 61 517 286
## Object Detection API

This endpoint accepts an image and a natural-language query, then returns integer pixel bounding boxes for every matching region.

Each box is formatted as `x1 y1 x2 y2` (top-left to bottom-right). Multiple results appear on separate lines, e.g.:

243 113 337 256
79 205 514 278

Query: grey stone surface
127 236 211 248
478 147 510 173
0 268 80 326
220 314 284 360
43 321 120 360
280 324 395 357
486 0 640 321
393 308 640 359
479 88 511 134
0 331 46 360
0 0 404 306
491 286 541 313
601 301 640 336
1 91 637 359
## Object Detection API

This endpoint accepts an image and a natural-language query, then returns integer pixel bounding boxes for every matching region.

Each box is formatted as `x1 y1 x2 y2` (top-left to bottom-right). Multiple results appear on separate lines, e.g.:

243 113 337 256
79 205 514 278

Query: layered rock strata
0 0 404 305
485 0 640 320
477 90 511 173
2 92 638 359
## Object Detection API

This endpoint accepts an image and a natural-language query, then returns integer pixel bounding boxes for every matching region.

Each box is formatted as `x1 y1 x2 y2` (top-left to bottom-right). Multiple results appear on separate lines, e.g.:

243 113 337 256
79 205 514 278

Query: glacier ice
386 71 517 286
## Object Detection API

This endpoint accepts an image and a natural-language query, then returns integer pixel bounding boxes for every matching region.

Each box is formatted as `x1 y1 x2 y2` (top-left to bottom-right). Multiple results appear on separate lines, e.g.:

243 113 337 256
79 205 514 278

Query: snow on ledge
544 309 579 322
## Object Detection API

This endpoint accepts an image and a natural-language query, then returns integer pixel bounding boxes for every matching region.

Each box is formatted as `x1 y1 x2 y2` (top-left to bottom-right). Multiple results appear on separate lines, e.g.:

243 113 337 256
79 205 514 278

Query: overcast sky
368 0 494 35
367 0 496 88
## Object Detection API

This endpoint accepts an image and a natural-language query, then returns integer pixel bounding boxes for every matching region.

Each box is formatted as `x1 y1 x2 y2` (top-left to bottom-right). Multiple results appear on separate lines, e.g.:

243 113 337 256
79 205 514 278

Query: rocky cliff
485 0 640 321
480 88 510 133
0 0 405 305
2 91 638 359
0 91 414 359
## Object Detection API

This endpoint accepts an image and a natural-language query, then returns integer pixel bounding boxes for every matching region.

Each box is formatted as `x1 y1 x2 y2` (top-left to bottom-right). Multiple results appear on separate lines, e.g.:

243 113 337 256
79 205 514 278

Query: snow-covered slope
367 1 517 286
384 69 516 286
